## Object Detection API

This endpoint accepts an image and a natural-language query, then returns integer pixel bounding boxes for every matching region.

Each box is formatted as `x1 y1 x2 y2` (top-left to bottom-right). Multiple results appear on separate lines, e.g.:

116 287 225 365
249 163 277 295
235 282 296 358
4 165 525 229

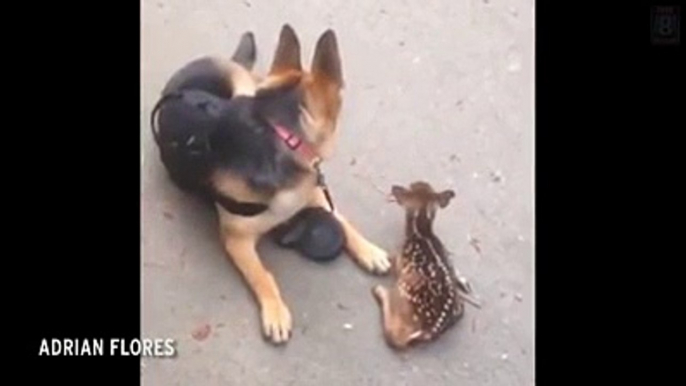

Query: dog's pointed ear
311 29 343 88
232 32 257 70
254 77 302 130
436 190 456 208
269 24 302 74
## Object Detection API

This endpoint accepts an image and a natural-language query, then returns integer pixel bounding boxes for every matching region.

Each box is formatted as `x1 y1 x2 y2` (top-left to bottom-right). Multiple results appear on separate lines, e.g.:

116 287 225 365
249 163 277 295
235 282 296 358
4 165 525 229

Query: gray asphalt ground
141 1 533 385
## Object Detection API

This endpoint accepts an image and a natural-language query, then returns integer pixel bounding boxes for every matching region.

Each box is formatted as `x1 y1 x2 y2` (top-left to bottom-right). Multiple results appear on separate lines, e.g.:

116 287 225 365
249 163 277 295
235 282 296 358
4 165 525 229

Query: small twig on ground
461 293 483 309
352 172 393 200
468 235 482 255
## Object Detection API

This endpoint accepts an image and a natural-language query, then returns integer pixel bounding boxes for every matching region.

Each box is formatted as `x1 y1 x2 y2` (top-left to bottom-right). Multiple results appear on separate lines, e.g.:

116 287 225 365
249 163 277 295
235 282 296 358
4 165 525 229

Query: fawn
372 181 480 349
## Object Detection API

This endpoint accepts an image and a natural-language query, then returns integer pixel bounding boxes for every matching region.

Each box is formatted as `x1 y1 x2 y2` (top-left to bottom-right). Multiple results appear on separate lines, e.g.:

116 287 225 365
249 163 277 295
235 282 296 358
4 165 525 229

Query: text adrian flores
38 338 176 357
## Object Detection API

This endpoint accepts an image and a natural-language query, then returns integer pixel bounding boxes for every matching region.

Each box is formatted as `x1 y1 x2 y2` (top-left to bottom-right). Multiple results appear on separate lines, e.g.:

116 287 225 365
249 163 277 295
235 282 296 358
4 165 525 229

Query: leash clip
314 161 326 186
314 162 335 212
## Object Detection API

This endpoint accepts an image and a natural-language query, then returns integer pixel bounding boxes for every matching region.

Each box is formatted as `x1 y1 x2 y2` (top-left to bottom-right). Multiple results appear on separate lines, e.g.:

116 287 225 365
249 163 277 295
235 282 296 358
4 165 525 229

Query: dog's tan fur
203 26 391 344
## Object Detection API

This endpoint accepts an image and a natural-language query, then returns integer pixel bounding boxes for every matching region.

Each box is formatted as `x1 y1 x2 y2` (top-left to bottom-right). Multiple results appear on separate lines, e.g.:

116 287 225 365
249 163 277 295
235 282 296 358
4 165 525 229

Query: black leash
150 92 184 146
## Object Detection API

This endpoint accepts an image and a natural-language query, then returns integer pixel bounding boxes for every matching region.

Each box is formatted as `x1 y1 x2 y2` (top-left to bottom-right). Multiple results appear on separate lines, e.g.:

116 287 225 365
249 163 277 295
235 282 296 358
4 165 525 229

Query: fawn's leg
372 285 421 349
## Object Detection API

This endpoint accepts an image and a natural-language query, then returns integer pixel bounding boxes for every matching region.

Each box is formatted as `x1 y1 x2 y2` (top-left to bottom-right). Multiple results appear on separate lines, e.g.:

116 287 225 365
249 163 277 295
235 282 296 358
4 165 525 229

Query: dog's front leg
310 188 391 274
222 232 292 344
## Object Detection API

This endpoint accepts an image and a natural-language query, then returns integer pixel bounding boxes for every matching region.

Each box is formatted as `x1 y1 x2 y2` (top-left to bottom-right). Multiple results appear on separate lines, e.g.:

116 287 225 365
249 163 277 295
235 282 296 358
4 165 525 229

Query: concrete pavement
142 1 533 385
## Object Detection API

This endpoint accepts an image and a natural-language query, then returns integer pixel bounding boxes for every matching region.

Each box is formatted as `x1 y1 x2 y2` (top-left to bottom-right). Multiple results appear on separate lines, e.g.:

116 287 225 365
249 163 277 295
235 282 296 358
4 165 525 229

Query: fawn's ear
436 190 455 208
391 185 410 205
269 24 302 75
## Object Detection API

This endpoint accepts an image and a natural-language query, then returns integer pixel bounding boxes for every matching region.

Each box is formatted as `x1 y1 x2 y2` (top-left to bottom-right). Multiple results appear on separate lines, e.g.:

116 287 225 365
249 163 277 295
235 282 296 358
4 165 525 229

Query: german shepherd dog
149 25 391 344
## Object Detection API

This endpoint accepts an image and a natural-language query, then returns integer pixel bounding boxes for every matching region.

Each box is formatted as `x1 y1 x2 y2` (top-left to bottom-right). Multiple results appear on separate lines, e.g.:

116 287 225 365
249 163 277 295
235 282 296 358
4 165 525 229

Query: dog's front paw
261 299 292 344
356 242 392 275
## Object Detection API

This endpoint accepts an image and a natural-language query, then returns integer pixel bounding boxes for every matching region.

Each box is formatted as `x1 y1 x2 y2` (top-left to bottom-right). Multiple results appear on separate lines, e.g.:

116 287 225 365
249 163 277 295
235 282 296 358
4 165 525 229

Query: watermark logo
651 6 680 45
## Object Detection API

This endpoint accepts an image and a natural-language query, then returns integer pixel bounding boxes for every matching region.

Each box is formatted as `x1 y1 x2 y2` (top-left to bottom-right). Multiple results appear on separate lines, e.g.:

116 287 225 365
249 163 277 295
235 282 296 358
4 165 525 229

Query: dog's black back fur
162 58 235 99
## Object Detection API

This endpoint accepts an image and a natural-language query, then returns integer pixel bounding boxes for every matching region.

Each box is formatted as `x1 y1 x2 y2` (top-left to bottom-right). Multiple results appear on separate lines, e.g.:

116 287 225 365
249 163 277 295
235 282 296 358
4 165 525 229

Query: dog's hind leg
309 188 391 274
222 231 292 344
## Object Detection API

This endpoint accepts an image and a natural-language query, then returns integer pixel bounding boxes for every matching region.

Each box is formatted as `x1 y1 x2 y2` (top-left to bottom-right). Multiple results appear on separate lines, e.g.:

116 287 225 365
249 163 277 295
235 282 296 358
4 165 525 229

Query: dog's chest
399 236 463 335
268 187 311 220
216 182 315 235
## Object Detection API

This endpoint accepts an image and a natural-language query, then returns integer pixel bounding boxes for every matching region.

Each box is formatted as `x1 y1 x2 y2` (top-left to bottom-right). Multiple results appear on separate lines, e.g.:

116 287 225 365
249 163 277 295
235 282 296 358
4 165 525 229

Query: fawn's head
391 181 455 232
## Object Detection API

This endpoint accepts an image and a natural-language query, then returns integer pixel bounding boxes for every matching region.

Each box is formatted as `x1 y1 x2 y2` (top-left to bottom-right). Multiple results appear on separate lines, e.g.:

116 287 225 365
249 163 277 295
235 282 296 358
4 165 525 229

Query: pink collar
271 123 320 165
